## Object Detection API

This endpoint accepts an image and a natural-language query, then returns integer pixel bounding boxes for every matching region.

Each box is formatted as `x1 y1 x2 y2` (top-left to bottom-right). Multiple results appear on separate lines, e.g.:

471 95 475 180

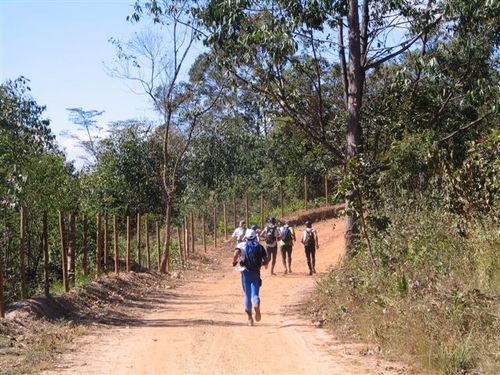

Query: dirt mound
283 203 343 226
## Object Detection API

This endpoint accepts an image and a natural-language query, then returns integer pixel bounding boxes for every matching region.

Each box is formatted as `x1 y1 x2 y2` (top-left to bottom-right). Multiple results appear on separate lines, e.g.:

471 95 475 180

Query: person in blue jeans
232 228 269 326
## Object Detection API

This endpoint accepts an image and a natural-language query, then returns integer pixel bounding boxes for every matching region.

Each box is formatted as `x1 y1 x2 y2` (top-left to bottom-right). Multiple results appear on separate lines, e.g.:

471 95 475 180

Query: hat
304 220 312 228
250 224 257 230
239 220 246 226
285 220 291 226
269 217 276 224
244 228 257 240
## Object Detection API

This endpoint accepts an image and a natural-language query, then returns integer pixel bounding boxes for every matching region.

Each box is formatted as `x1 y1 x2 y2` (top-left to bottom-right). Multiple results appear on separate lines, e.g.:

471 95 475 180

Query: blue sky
0 0 200 167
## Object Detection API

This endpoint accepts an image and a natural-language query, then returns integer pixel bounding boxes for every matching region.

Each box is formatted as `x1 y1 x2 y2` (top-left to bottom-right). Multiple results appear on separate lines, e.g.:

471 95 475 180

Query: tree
112 4 223 272
133 0 443 254
65 107 105 166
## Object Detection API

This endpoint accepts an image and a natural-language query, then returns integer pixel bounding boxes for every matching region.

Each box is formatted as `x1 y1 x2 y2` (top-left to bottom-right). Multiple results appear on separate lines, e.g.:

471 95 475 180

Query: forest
1 0 498 373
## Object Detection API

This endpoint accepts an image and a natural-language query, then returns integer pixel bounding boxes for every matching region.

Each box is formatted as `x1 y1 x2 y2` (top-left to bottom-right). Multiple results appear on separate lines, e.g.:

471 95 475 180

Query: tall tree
112 5 223 272
133 0 442 254
65 107 105 165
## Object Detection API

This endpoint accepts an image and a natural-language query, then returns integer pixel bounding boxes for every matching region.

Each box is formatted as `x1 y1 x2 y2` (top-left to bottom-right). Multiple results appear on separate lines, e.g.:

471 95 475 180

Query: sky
0 0 201 167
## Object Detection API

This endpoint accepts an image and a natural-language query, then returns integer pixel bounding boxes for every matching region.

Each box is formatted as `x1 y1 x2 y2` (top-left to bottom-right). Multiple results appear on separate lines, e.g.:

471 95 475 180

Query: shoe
248 317 254 326
284 270 288 275
312 268 317 274
254 304 261 322
308 270 313 276
271 272 276 276
288 269 292 274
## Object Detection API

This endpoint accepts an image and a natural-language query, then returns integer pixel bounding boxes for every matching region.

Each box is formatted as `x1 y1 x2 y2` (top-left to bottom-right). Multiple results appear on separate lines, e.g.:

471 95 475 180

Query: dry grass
307 210 499 375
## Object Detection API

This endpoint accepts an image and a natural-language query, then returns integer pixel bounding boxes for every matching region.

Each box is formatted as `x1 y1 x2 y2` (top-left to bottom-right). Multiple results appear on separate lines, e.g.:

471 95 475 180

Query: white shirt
232 227 246 242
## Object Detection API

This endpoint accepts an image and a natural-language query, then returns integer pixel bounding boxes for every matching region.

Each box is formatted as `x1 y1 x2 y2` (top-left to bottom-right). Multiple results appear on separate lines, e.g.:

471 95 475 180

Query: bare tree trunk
159 202 172 273
345 0 364 256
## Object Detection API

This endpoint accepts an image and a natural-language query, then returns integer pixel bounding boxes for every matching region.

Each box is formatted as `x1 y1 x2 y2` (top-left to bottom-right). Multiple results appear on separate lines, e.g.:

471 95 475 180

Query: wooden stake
245 193 249 226
223 202 228 241
68 212 76 287
156 221 161 271
213 206 217 250
96 213 101 277
190 212 195 254
280 182 284 219
58 211 69 292
103 213 108 272
42 213 49 296
20 207 27 298
324 175 329 207
176 227 183 265
304 176 308 210
126 215 131 272
233 195 237 230
0 248 5 318
136 213 141 267
184 217 188 259
202 216 207 253
82 214 89 275
145 218 150 269
113 215 119 274
260 192 264 229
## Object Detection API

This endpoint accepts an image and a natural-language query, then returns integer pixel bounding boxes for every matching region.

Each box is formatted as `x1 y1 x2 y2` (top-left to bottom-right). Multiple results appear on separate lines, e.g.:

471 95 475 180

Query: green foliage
79 120 163 216
1 77 79 301
312 205 499 373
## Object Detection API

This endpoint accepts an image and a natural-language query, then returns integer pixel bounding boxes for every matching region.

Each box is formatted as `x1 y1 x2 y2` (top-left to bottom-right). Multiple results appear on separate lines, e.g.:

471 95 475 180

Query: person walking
261 217 280 275
250 224 261 242
301 220 319 275
229 220 247 245
232 228 269 326
279 220 296 274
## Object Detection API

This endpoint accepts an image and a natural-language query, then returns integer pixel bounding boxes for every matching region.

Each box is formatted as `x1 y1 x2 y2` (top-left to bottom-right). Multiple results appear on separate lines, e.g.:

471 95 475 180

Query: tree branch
439 111 495 143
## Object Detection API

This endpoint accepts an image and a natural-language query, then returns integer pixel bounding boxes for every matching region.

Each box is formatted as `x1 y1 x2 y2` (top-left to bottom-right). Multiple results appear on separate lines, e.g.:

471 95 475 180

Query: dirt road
44 217 405 375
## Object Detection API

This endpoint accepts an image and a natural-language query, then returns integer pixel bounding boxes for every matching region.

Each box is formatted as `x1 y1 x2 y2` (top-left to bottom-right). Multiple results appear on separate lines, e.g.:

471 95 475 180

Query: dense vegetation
1 0 498 373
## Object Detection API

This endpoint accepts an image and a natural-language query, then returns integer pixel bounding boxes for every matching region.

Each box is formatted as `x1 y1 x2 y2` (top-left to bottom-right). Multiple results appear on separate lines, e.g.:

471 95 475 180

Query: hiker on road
261 217 281 275
232 228 269 326
279 220 296 274
250 224 261 242
301 220 319 275
229 220 247 245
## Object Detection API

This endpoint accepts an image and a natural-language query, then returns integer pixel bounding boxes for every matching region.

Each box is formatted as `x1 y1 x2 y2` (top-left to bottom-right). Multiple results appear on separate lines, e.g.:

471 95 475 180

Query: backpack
241 241 263 271
282 226 293 244
265 226 276 245
304 230 315 247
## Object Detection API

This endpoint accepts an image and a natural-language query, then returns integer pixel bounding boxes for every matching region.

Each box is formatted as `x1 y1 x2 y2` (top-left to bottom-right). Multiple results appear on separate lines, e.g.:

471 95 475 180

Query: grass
308 206 499 374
